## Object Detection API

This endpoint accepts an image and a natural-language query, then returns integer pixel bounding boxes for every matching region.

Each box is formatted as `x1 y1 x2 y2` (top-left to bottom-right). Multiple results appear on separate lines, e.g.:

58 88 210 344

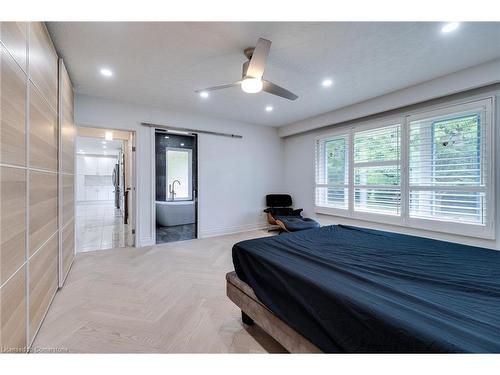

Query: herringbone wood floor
32 230 286 353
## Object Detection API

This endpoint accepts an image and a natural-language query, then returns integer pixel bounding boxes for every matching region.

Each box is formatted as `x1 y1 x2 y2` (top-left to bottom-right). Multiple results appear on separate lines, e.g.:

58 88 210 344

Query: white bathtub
156 200 196 226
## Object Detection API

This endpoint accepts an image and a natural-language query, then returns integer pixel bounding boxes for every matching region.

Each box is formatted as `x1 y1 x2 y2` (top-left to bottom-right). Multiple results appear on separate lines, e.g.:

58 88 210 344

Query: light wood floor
32 230 286 353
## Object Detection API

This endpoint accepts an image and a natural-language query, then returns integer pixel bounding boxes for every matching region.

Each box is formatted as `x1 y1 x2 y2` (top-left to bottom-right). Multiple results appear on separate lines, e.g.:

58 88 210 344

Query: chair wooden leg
275 220 289 233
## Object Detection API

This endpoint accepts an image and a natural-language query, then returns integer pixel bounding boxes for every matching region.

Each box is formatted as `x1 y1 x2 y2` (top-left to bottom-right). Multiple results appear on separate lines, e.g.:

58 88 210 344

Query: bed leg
241 311 254 325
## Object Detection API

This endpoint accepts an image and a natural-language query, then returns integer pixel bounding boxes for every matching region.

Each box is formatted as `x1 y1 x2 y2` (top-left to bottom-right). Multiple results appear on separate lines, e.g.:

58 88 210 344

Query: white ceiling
47 22 500 127
76 136 123 156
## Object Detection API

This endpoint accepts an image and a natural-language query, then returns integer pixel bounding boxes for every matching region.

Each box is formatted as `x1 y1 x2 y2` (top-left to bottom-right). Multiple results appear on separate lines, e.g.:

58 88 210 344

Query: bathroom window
166 148 192 200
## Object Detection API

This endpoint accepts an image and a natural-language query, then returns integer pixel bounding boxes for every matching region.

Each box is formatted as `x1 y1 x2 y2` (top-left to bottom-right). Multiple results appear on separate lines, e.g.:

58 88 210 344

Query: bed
228 225 500 353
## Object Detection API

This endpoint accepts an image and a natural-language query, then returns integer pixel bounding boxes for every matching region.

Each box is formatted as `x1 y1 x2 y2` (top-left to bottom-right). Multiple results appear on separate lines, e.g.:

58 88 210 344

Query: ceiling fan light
241 78 263 94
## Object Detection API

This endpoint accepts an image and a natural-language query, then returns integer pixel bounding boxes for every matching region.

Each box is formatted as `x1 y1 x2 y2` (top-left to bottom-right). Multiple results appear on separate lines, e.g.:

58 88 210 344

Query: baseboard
138 237 155 247
199 222 269 238
143 223 269 246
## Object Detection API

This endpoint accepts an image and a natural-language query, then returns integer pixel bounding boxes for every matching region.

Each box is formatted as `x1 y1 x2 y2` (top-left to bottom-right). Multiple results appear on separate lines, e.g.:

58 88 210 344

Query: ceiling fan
195 38 298 101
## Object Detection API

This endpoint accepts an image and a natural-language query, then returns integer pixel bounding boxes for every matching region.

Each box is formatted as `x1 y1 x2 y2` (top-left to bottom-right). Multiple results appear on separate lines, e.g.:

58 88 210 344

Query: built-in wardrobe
0 22 76 352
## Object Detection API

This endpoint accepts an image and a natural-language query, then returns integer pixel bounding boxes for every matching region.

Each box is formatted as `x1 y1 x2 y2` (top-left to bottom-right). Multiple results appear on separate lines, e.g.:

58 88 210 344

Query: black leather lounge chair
264 194 320 233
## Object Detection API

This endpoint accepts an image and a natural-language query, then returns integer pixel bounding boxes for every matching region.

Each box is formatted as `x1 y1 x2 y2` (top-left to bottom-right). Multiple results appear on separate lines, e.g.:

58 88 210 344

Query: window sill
314 205 495 240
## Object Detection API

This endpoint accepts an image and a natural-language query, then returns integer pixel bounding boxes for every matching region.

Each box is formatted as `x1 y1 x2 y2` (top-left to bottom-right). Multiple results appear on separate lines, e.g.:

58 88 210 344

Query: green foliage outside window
326 138 346 185
353 126 400 186
432 114 480 185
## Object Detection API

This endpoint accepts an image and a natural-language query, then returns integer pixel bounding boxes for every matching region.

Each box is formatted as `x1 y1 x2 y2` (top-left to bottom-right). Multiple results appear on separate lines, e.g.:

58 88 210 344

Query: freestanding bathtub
156 200 196 226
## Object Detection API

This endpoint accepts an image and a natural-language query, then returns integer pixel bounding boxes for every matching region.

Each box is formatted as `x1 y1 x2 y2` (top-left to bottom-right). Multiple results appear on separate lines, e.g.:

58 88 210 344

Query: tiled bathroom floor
76 201 134 253
156 224 196 244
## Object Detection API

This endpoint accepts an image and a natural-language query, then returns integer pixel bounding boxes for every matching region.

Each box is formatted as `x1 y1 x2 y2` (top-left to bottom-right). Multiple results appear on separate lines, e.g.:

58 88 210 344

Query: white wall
75 94 284 246
283 86 500 250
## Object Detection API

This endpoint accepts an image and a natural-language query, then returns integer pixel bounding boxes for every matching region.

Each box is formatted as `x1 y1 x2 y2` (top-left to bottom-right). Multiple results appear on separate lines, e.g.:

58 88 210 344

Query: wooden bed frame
226 271 321 353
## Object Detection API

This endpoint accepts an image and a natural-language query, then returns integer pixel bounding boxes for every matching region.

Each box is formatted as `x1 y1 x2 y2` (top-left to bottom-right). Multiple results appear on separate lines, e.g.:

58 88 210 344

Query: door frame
74 125 138 248
150 127 199 244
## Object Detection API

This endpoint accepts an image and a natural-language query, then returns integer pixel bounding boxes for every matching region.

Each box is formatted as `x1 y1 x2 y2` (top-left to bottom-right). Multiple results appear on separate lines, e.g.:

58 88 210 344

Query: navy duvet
232 225 500 352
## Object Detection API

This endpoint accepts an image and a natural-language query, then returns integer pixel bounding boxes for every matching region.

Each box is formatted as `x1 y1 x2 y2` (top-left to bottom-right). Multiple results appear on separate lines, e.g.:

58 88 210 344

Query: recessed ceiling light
100 68 113 77
180 143 185 146
164 136 170 139
199 91 209 99
322 79 333 87
441 22 460 33
265 106 273 112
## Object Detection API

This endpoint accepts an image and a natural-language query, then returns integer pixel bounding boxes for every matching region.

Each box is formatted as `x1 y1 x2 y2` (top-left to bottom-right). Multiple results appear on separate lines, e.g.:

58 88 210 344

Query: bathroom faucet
170 179 181 200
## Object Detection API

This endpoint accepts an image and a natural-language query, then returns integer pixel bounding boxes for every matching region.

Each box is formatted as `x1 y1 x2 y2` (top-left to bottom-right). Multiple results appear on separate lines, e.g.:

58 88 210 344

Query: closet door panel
0 22 27 72
60 61 75 174
0 46 27 166
29 22 57 110
61 219 74 281
0 166 26 285
29 170 57 256
28 234 57 342
29 83 57 172
0 265 26 352
62 173 74 224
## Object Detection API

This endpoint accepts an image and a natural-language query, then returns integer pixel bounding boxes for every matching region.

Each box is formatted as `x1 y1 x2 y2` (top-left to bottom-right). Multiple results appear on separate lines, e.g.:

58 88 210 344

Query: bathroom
155 130 198 244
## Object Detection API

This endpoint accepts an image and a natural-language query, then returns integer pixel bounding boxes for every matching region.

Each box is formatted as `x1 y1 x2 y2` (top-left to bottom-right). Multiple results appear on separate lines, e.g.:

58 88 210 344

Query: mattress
232 225 500 353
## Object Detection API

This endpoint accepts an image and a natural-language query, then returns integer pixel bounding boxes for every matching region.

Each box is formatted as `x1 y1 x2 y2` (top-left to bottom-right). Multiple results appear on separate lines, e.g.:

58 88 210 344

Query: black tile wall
155 132 197 201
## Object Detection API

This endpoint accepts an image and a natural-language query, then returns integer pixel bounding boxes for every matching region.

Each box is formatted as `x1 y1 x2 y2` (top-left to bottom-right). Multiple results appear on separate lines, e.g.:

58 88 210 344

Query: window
354 124 401 215
166 148 192 200
408 104 490 230
314 98 494 239
315 134 349 210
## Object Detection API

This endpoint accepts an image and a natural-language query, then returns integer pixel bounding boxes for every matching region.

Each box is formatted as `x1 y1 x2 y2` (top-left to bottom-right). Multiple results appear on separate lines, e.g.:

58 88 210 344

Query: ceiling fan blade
195 82 241 92
262 80 298 101
246 38 271 79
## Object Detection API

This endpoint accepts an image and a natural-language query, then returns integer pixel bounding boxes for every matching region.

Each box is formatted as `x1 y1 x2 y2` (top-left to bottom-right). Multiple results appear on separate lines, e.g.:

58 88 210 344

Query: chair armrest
292 208 303 216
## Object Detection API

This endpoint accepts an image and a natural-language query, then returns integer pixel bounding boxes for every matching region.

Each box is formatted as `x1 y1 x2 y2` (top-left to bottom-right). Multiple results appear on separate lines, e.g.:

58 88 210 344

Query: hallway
76 201 134 252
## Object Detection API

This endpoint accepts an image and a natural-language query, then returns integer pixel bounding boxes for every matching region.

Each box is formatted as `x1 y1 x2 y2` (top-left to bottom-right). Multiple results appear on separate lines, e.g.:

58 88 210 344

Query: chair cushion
265 207 297 217
275 216 320 232
266 194 293 207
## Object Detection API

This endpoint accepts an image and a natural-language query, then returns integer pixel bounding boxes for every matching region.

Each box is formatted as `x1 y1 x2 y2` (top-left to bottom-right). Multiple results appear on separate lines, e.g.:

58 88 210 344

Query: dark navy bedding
232 225 500 353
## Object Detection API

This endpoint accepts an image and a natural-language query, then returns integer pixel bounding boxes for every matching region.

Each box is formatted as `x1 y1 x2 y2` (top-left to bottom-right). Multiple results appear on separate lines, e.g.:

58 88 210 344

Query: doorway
75 127 136 252
154 130 198 244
